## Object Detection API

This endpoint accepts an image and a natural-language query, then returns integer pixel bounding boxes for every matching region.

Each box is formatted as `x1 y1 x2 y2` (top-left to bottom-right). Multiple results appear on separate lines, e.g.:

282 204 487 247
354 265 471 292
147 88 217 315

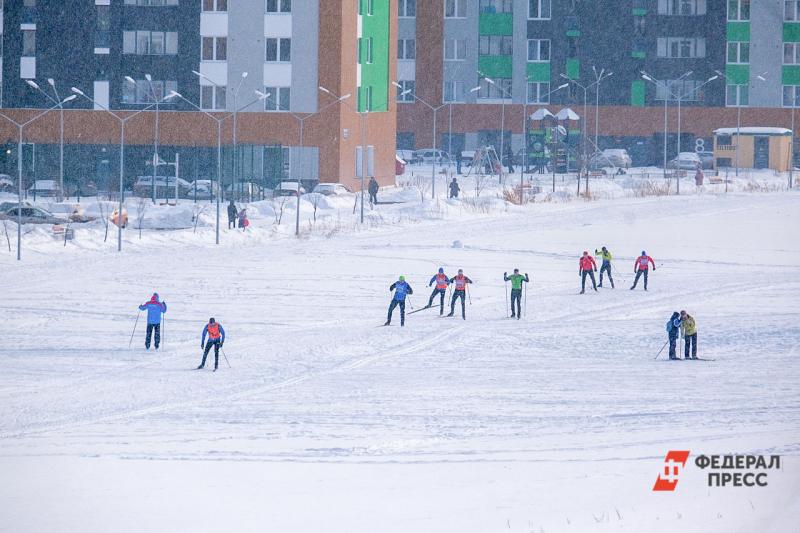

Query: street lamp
521 81 569 202
560 71 610 175
0 97 74 260
256 89 350 237
71 86 176 251
713 70 767 192
392 81 447 199
170 90 268 245
477 72 512 181
590 67 614 153
25 79 69 202
641 72 671 182
673 74 717 194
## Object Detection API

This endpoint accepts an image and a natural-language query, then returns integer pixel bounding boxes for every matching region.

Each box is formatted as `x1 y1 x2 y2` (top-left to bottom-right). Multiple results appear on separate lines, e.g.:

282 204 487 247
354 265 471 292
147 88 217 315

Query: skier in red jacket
631 251 656 291
579 251 598 294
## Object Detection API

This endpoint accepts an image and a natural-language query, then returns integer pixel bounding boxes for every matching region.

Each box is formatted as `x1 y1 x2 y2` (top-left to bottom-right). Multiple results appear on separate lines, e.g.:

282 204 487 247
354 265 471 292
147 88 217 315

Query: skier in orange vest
198 317 226 371
447 269 473 319
579 251 598 294
631 251 656 291
426 267 451 315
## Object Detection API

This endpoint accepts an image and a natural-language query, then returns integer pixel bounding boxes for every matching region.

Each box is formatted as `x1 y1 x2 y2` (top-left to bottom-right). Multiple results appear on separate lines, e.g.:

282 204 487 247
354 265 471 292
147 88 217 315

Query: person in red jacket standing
631 251 656 291
578 251 598 294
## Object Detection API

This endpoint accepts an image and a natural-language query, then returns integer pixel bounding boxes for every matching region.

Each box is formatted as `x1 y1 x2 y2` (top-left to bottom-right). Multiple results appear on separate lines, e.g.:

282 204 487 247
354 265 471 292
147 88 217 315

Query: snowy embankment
0 185 799 532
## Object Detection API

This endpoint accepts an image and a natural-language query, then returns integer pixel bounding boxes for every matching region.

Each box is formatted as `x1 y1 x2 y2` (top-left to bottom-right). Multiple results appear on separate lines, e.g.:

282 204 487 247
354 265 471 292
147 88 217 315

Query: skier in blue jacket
138 293 167 349
666 311 682 360
198 317 225 371
385 276 414 326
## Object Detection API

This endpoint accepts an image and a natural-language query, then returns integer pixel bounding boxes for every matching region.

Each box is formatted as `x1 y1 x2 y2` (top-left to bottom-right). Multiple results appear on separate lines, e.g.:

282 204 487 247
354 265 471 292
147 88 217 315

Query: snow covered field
1 185 799 532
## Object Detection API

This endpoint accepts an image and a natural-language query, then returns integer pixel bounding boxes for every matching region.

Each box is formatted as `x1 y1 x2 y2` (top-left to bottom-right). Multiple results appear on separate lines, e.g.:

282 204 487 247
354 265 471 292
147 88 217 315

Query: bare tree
2 219 10 252
273 195 289 225
192 204 208 234
411 174 431 204
309 192 323 222
135 197 149 239
97 201 110 243
474 172 491 198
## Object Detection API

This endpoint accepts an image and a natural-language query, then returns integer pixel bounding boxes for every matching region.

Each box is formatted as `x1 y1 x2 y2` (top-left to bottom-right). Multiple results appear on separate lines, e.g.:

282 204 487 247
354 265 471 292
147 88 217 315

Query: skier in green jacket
503 269 530 319
595 246 614 288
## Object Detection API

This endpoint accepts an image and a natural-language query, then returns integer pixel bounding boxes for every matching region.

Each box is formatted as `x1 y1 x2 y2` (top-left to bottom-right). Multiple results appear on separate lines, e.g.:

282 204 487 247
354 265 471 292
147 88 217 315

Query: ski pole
654 339 669 360
128 310 141 348
467 284 472 305
524 280 528 318
221 347 232 368
504 279 509 318
161 314 165 350
407 296 414 311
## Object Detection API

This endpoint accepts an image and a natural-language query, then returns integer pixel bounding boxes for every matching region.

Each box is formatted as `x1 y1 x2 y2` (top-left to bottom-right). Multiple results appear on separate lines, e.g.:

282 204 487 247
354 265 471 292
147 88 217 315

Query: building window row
783 85 800 107
727 41 749 64
202 0 226 12
22 30 36 56
479 35 512 56
266 38 291 62
399 0 416 17
527 81 550 103
444 38 466 60
657 0 707 16
726 84 748 107
784 42 800 65
477 78 512 99
202 36 227 61
727 0 749 21
124 0 179 6
479 0 512 14
787 0 800 20
527 39 550 62
265 86 291 111
396 80 415 102
123 79 177 104
265 0 291 13
359 37 373 64
444 0 466 18
123 31 178 55
529 0 551 20
398 39 416 60
200 85 226 110
656 37 706 58
444 80 465 102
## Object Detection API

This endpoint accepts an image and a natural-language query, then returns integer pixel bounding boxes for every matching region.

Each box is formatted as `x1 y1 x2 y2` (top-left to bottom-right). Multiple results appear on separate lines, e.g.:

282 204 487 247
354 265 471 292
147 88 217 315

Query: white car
312 183 352 196
413 149 450 165
28 180 62 197
668 152 702 170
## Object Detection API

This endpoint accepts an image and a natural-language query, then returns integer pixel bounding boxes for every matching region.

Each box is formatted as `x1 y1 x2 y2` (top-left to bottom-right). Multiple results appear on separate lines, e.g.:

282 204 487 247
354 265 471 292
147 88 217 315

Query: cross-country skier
595 246 614 288
198 317 225 371
504 269 529 319
427 267 451 315
680 310 698 360
447 269 473 319
385 276 413 326
138 293 167 350
666 311 682 360
631 251 656 291
579 251 598 294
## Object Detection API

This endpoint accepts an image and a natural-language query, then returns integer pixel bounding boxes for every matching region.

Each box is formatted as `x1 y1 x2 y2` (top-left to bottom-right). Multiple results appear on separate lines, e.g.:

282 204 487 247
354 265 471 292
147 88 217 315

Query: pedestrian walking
227 200 238 229
594 246 615 288
630 251 656 291
666 311 682 360
680 310 698 359
385 276 413 326
368 177 379 205
455 150 463 175
238 208 249 231
426 268 451 315
504 269 529 319
449 177 460 199
447 269 473 319
695 167 704 186
579 251 598 294
138 293 167 350
505 145 515 174
198 317 226 371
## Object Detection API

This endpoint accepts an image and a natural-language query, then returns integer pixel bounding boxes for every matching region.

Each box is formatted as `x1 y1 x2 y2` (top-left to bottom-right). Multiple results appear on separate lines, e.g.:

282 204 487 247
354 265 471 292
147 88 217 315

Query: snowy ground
1 177 799 532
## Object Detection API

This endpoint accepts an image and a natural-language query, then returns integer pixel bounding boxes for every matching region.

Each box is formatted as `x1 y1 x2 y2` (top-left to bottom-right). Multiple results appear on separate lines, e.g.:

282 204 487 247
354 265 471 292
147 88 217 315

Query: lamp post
673 74 718 194
713 70 767 192
790 94 796 189
521 82 569 202
170 90 268 245
392 81 447 199
256 89 351 236
590 67 614 153
641 72 670 182
476 72 512 181
71 87 176 251
25 79 69 201
0 97 74 260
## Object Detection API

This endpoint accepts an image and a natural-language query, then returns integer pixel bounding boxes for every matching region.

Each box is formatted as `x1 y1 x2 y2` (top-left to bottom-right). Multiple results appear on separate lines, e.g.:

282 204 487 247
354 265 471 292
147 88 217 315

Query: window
365 37 373 63
727 41 749 64
123 31 178 55
443 80 465 102
23 0 35 5
398 39 416 60
656 37 706 58
479 35 513 56
122 80 177 104
658 0 707 15
22 30 35 56
444 38 466 60
399 0 416 17
264 86 290 111
786 0 800 20
364 85 374 111
728 0 749 20
783 85 800 107
784 42 800 64
265 38 291 62
202 36 227 60
124 0 180 5
396 80 415 102
527 39 550 61
202 0 226 11
200 85 226 110
366 0 374 15
726 84 748 106
655 79 703 101
527 81 550 103
445 0 466 18
265 0 291 12
529 0 550 19
97 5 111 30
477 78 512 99
479 0 512 13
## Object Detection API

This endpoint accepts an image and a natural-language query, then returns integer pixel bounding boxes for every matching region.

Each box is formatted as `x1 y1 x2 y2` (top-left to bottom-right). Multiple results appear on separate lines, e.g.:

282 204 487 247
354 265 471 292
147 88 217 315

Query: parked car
697 150 714 170
273 181 306 197
0 174 14 192
225 181 264 201
594 149 632 169
312 183 351 196
396 150 418 165
413 149 450 165
0 204 68 225
28 180 62 198
668 152 702 170
134 176 193 198
45 203 93 223
188 180 219 200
